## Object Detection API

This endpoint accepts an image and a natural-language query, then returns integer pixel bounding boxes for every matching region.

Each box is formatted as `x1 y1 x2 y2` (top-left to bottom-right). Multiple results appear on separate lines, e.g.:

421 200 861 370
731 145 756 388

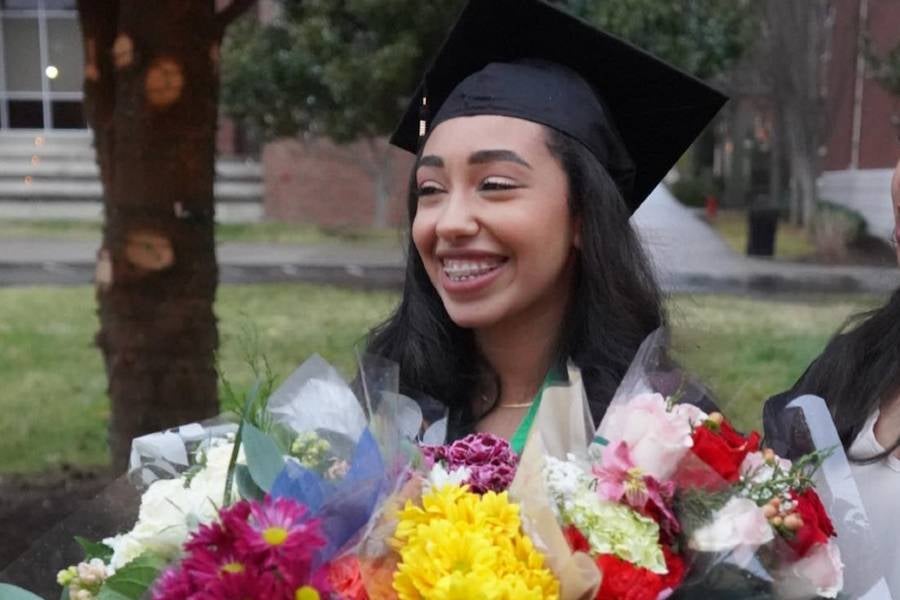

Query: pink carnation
421 433 519 493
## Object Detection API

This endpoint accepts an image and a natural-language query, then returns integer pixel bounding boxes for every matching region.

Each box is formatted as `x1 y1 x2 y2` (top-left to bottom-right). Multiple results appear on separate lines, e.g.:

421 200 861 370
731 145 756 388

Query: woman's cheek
411 214 437 268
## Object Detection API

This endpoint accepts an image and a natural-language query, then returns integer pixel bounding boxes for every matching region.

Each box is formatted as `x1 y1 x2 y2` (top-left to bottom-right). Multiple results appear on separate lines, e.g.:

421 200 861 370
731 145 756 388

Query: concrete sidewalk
633 187 898 294
0 186 896 293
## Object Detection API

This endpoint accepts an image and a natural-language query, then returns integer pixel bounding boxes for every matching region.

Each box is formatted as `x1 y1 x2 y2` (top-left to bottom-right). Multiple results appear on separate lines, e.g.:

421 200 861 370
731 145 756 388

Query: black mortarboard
389 0 728 214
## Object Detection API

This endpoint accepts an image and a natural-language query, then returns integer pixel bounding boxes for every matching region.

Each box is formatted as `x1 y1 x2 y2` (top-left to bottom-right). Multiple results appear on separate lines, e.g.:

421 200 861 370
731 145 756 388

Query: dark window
8 99 43 128
1 17 41 92
0 1 40 8
51 100 84 128
1 1 75 10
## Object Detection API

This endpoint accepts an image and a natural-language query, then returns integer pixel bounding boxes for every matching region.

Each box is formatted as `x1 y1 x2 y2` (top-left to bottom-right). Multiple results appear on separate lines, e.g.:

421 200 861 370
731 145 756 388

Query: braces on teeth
443 260 503 280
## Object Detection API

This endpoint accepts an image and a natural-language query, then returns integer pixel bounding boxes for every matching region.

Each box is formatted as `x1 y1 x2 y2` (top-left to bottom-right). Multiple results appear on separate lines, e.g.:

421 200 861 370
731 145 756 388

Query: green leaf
0 584 44 600
96 553 166 600
242 422 285 492
75 536 114 562
60 587 70 600
235 463 265 501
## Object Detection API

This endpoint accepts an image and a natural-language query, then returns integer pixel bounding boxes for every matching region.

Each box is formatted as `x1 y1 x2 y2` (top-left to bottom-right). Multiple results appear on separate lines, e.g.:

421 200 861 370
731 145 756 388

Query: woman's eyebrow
468 149 532 169
417 155 444 169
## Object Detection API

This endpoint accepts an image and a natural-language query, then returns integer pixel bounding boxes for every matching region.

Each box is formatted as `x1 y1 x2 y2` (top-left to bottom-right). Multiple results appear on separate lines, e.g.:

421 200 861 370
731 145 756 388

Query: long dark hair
365 126 664 436
782 288 900 461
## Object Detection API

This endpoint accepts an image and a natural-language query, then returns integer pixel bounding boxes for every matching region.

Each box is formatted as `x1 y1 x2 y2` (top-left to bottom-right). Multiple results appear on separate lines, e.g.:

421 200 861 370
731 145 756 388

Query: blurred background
0 0 898 570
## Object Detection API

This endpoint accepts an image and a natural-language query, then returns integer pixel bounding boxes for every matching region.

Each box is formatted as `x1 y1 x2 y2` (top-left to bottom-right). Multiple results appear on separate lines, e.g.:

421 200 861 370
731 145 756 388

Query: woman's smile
439 254 510 292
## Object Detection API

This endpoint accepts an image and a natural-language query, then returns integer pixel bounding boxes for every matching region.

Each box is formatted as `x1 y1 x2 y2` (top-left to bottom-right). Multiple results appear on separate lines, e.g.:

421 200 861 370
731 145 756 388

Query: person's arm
762 361 818 459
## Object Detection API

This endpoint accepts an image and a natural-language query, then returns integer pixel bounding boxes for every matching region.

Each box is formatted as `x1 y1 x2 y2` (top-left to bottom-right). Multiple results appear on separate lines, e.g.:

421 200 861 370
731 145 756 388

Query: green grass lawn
706 210 817 261
0 285 881 473
0 219 403 247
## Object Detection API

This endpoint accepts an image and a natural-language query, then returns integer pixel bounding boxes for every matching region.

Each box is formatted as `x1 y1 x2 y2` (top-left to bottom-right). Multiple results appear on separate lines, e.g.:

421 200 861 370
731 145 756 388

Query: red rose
659 546 686 592
595 554 664 600
787 489 836 557
564 525 592 553
690 420 761 482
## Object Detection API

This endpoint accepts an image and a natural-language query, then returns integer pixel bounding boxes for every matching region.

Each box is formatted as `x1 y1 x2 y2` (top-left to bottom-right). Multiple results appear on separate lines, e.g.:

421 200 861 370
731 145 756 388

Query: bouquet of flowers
519 329 873 600
356 430 607 600
2 353 443 600
2 331 885 600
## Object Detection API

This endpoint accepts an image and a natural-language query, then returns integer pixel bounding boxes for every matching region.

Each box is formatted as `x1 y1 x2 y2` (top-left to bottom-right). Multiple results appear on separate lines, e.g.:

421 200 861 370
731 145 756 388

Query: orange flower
327 555 369 600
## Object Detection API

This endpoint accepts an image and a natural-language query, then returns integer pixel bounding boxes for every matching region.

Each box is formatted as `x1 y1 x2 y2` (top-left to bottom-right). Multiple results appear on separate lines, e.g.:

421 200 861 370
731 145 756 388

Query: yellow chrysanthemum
392 484 559 600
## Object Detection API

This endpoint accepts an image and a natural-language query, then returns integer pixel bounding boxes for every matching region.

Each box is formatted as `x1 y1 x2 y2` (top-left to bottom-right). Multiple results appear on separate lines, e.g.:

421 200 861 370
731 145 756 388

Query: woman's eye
480 177 518 192
416 183 445 197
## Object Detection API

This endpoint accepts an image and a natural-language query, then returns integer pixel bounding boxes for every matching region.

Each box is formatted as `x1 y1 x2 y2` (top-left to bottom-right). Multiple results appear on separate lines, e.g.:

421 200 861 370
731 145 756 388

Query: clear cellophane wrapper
606 329 889 599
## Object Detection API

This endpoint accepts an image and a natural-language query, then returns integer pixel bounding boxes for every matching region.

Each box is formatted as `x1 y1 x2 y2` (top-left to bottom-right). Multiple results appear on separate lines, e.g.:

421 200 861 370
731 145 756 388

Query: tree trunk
365 137 394 228
78 0 254 472
765 0 827 230
723 103 752 207
768 110 783 210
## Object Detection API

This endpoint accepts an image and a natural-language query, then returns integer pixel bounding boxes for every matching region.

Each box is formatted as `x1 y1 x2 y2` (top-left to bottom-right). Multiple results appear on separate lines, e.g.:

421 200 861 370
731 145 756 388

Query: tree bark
78 0 254 472
764 0 827 230
365 137 393 229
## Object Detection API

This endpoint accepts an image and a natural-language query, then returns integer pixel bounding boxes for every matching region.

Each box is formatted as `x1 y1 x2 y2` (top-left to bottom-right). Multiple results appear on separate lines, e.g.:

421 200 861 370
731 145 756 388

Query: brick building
820 0 900 240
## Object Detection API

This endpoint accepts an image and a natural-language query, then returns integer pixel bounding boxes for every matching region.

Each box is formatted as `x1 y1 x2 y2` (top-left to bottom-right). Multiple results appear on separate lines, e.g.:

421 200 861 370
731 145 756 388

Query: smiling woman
365 0 726 448
412 117 575 334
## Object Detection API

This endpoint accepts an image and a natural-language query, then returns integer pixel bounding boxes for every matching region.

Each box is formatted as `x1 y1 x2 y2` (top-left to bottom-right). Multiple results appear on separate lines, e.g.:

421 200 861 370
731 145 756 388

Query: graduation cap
389 0 728 214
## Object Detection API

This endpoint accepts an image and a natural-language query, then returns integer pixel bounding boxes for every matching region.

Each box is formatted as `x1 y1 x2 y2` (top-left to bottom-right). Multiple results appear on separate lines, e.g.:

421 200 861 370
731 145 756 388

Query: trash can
746 208 779 257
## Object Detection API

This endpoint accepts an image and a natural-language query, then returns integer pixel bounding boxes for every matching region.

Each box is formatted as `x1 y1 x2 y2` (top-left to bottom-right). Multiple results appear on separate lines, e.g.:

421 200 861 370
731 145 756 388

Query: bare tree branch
215 0 257 37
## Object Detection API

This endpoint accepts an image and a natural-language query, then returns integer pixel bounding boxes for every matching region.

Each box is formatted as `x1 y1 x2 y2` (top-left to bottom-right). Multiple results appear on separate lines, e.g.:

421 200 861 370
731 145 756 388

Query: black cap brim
390 0 728 213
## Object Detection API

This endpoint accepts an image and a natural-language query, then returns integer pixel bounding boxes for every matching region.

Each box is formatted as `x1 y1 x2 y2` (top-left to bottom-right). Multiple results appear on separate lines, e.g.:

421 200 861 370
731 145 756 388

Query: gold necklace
498 401 534 409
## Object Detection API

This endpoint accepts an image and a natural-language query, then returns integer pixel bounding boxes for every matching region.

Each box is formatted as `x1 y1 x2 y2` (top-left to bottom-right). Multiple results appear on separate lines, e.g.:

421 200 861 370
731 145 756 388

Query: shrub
669 171 722 208
812 201 866 263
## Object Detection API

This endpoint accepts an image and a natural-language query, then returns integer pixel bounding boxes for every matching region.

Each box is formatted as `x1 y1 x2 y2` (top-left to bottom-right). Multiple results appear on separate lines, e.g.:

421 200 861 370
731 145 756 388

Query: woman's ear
572 215 583 249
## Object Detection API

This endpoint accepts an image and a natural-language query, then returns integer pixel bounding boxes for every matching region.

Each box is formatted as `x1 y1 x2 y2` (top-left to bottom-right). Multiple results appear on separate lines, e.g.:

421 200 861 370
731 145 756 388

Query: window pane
1 1 40 9
2 17 41 92
8 99 43 127
51 99 83 128
43 0 77 8
46 17 82 92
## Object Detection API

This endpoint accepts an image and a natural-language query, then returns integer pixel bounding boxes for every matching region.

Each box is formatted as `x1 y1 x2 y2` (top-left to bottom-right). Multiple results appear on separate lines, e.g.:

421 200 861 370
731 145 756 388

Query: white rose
189 441 244 506
740 451 793 486
102 532 146 572
107 440 244 571
690 497 774 566
789 539 844 599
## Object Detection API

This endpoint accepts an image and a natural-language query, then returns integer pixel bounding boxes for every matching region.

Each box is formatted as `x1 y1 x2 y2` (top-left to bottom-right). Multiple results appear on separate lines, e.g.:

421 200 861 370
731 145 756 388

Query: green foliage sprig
738 447 834 506
865 37 900 97
218 323 280 505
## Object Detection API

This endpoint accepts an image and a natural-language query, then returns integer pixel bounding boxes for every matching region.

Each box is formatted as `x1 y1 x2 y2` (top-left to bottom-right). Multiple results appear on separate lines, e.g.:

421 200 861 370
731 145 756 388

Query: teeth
442 258 504 281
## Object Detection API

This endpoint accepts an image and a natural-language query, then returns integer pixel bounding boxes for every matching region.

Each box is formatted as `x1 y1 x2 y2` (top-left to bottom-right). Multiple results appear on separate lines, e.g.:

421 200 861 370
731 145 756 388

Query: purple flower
446 433 516 468
423 433 519 493
420 444 448 467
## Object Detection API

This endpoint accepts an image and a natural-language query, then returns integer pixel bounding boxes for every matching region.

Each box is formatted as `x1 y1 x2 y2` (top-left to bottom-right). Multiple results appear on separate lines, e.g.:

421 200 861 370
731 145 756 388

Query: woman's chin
444 302 505 330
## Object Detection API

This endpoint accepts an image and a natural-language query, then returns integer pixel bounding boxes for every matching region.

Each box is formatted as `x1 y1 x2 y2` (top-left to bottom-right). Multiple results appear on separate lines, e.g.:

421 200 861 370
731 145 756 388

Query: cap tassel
418 87 430 142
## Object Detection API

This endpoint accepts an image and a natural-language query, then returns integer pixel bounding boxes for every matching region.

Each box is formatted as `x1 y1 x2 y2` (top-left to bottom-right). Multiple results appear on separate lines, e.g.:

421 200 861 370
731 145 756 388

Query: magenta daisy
184 502 249 556
152 566 193 600
237 496 325 569
180 547 257 585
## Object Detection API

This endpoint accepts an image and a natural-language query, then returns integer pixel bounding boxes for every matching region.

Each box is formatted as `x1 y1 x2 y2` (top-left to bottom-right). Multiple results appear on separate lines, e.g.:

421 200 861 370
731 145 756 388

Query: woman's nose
435 195 479 240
